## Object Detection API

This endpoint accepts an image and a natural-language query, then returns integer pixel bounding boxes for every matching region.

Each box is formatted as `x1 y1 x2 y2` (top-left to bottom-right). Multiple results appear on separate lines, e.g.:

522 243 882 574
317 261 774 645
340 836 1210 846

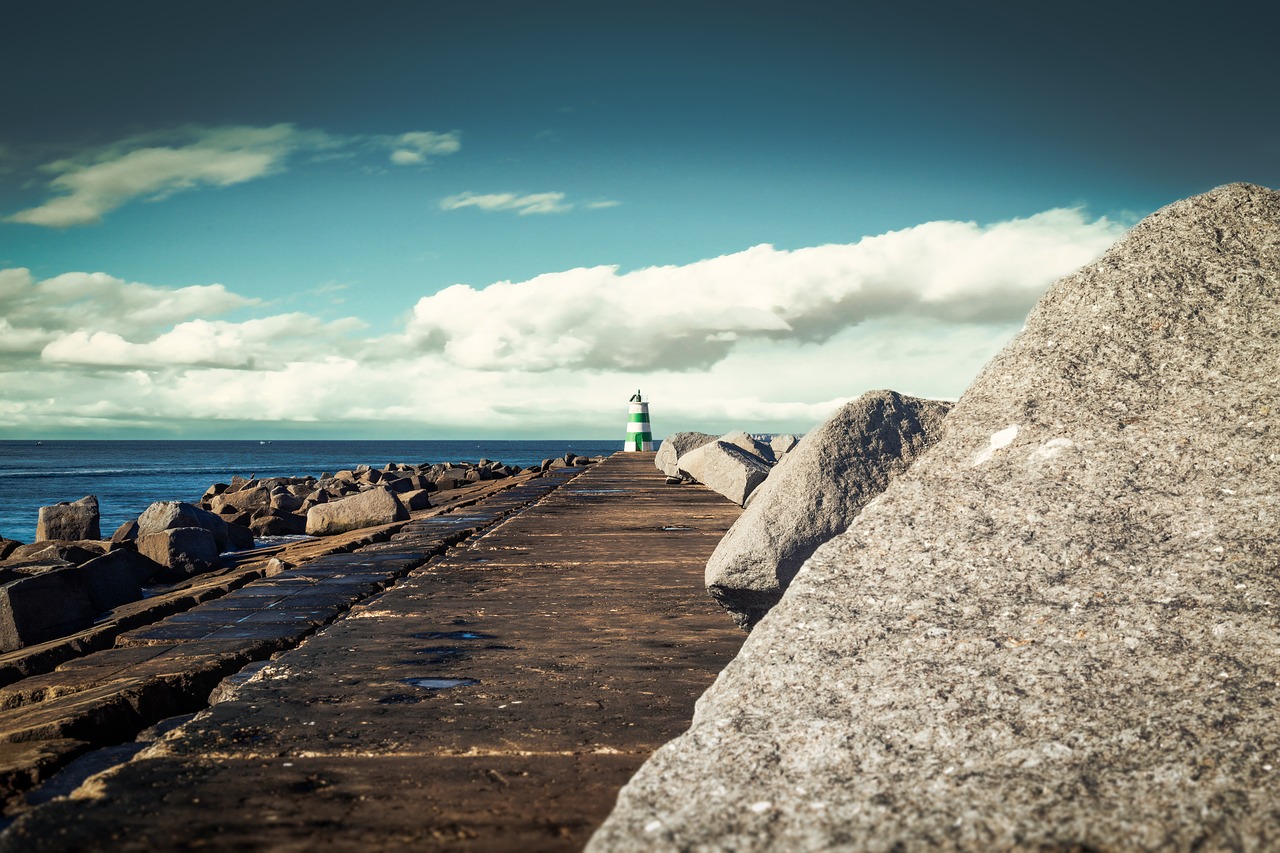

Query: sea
0 439 624 542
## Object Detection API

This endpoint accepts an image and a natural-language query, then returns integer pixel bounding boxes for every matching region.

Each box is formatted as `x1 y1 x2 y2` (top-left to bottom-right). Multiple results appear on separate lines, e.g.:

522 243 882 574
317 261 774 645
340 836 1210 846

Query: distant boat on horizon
259 440 272 445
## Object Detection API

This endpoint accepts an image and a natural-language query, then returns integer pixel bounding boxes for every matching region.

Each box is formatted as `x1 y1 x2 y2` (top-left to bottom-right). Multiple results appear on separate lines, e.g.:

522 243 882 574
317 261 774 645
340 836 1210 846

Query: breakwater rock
706 390 951 630
0 456 581 655
591 183 1280 850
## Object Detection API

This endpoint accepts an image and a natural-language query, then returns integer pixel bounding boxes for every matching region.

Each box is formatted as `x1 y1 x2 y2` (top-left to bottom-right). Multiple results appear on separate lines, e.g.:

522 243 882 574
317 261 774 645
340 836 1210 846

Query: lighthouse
624 390 653 451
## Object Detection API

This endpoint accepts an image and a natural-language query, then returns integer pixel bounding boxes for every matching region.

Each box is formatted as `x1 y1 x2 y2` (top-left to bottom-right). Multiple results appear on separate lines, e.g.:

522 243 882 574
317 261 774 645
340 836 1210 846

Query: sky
1 1 1276 439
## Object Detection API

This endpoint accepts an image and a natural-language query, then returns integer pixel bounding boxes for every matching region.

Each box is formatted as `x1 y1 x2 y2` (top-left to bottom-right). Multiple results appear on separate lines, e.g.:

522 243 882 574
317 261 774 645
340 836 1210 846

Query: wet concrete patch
401 678 480 690
411 631 497 641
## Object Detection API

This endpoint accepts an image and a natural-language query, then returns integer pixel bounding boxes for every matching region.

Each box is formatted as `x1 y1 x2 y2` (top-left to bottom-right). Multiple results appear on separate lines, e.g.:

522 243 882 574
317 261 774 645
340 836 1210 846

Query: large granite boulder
0 567 94 652
589 183 1280 851
305 487 408 536
654 432 718 478
137 528 220 580
80 548 164 588
34 495 100 542
137 501 230 552
677 441 772 506
77 551 145 612
706 390 951 630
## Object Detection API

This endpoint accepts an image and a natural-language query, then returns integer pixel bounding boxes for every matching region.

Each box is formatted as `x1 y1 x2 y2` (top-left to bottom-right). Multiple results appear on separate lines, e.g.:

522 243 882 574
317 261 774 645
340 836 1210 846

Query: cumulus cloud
0 208 1131 437
440 191 572 215
0 268 256 355
403 208 1127 372
41 314 364 369
387 131 461 165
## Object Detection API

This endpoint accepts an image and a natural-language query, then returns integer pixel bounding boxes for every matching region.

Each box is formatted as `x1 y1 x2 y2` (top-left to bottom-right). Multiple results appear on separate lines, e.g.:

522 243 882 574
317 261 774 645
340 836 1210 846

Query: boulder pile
705 390 951 629
593 183 1280 850
657 431 799 506
0 454 558 654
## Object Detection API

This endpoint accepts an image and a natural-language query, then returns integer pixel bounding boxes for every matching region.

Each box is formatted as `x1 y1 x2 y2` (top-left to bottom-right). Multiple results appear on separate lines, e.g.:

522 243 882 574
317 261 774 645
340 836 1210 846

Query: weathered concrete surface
589 182 1280 851
1 453 745 850
0 473 558 814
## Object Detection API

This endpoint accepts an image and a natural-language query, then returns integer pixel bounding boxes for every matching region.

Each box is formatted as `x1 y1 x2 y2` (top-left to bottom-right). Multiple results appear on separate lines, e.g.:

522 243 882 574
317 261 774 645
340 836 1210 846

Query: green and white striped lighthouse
624 390 653 451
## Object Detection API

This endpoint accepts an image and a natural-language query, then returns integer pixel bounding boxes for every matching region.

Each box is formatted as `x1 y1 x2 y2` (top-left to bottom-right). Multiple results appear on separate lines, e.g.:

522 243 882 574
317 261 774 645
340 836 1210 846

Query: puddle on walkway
401 677 481 690
662 526 695 531
412 631 497 640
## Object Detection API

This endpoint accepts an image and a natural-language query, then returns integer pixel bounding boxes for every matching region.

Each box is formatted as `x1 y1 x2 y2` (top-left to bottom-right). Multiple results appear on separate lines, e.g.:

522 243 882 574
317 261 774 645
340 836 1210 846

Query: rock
587 183 1280 851
109 520 139 546
769 433 798 456
225 522 255 551
0 539 20 561
305 487 409 536
136 528 220 580
719 430 775 463
706 390 952 630
399 489 435 511
77 551 145 612
137 501 230 552
676 441 772 506
79 548 163 587
0 568 94 652
34 495 100 542
654 432 718 477
6 540 107 567
249 512 307 537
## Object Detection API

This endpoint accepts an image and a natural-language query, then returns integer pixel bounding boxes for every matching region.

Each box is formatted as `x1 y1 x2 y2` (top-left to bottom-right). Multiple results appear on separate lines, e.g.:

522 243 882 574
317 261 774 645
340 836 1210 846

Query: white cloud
440 191 572 215
0 208 1130 437
403 208 1126 371
387 131 461 165
5 125 461 227
587 200 621 209
6 125 315 227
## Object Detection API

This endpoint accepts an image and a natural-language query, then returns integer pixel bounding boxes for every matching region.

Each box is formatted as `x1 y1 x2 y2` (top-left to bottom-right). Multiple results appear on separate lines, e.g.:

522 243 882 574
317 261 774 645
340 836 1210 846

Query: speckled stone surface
589 183 1280 851
706 390 951 630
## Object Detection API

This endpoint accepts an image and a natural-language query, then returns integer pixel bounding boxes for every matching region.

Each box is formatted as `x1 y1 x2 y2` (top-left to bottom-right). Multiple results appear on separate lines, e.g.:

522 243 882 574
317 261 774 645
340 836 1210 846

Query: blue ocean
0 440 624 542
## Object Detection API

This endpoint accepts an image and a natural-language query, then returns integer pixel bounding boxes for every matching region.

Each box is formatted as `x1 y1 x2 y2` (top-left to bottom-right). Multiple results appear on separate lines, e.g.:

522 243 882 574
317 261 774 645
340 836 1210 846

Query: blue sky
1 2 1276 438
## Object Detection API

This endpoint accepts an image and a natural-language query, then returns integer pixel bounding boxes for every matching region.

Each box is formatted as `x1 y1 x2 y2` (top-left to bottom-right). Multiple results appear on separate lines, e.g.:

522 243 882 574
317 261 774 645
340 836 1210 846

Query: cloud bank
404 208 1125 371
6 125 461 227
0 208 1127 437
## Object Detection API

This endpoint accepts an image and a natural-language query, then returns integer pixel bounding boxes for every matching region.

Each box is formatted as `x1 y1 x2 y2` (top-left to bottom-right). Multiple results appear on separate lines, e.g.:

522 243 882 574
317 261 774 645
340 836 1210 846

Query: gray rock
137 528 220 579
109 520 139 546
719 430 775 463
677 441 772 506
0 567 94 652
225 522 255 551
654 432 718 477
768 433 798 456
249 512 307 537
707 390 951 629
6 540 107 567
137 501 230 552
34 495 100 542
305 487 408 536
400 489 435 511
589 183 1280 851
78 551 145 612
80 548 163 587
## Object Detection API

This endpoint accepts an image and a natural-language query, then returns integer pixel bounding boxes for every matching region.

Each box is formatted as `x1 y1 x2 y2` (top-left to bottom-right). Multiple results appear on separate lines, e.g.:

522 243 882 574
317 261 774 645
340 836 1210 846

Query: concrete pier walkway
1 453 745 851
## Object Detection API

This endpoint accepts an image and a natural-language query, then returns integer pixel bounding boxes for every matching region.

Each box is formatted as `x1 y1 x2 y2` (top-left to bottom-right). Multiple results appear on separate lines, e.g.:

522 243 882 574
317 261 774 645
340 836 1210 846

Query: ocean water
0 439 623 542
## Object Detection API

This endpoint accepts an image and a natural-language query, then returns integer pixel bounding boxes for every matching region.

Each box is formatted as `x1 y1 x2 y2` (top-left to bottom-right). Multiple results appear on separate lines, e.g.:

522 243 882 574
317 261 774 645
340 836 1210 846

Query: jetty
0 453 744 850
